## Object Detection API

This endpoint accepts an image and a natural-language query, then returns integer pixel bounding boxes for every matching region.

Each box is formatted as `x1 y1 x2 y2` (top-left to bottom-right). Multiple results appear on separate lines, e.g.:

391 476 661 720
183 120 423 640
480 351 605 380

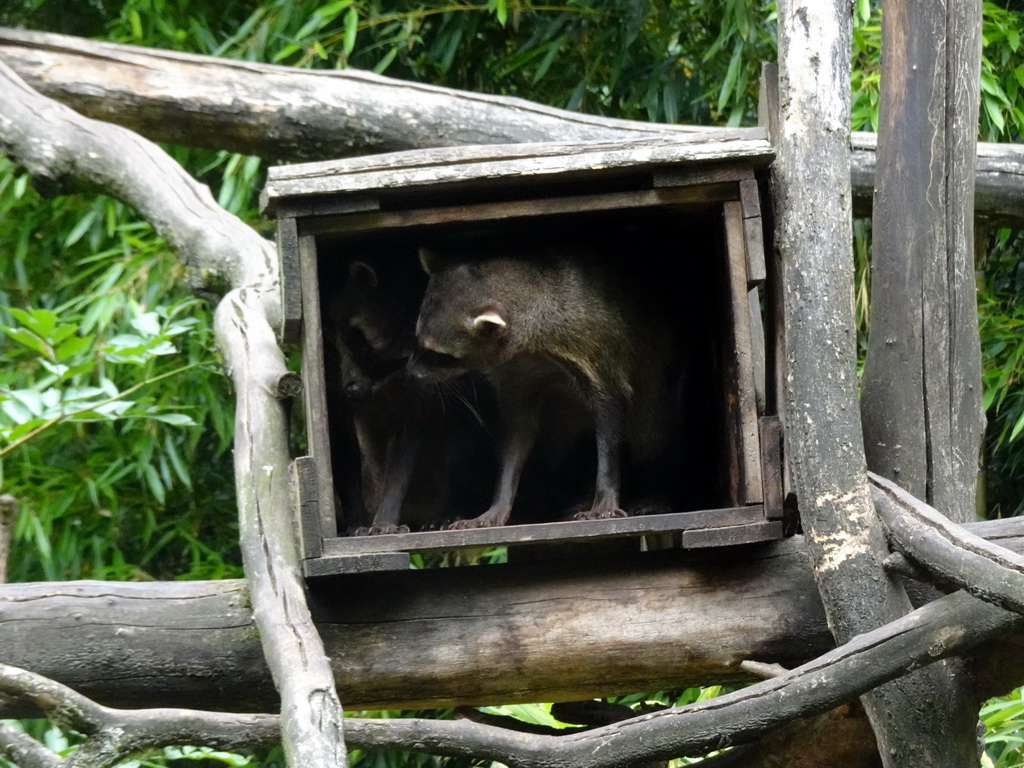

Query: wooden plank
316 506 767 560
298 236 338 541
296 183 739 237
272 194 379 220
739 178 762 219
263 131 774 209
507 537 642 564
749 287 767 415
276 217 302 345
290 456 323 560
744 215 767 285
759 416 785 521
652 165 752 188
304 552 410 577
681 521 783 549
723 201 764 505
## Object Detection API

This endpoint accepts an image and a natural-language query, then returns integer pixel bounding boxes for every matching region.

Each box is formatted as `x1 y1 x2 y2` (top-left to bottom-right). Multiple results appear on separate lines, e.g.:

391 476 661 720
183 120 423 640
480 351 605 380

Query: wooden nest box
262 131 786 578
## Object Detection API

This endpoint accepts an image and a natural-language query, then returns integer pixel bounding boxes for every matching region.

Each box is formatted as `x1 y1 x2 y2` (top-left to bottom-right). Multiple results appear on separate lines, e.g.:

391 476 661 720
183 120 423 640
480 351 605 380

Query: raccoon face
411 259 509 380
331 260 416 396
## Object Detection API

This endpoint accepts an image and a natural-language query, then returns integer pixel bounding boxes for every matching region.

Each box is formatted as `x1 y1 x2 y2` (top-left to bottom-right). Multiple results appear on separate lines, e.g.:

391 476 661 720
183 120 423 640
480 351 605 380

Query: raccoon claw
352 523 410 536
573 507 628 521
447 515 506 530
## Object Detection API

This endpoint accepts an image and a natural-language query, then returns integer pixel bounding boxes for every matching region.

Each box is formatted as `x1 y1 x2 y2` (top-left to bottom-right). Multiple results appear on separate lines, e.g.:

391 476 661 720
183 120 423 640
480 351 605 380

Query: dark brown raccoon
410 235 684 529
325 253 494 535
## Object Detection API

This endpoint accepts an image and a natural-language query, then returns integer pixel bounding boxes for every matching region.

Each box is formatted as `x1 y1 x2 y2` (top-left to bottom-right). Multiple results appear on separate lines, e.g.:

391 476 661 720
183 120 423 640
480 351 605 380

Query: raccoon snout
408 347 463 380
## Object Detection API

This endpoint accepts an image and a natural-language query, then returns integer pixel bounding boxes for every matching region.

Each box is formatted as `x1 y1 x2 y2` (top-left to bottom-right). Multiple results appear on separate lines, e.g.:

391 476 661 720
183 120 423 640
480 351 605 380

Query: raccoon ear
470 310 507 334
418 247 439 275
348 261 378 288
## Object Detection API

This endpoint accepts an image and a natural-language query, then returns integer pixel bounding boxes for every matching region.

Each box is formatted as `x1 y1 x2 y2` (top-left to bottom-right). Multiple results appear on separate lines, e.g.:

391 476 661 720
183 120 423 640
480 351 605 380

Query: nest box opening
264 136 787 576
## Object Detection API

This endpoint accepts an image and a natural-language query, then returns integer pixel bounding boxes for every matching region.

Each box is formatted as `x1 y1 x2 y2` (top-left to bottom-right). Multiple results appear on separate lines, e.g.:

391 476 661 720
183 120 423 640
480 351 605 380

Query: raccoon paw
352 523 409 536
573 506 628 521
447 515 504 530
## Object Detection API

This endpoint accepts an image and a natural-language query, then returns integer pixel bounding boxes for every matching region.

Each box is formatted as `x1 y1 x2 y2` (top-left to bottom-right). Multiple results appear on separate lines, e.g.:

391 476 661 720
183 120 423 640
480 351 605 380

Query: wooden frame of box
262 130 786 577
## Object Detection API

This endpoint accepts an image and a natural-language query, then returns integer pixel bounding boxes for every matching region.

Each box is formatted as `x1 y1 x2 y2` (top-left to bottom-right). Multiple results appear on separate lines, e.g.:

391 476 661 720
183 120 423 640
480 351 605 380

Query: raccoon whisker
444 379 486 428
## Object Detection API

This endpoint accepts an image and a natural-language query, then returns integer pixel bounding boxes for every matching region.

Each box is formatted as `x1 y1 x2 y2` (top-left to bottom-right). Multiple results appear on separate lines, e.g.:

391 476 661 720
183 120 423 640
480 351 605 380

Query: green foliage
983 687 1024 768
2 0 1024 765
0 156 240 582
981 1 1024 141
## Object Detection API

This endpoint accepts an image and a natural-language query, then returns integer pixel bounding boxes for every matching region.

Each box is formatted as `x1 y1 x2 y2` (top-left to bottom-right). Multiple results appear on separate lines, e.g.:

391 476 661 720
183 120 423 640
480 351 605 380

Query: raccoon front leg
575 394 628 520
449 393 540 529
365 423 423 535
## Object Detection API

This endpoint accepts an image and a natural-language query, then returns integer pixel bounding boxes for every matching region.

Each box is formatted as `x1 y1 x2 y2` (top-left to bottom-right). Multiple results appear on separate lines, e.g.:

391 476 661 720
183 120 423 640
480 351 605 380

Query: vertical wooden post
773 2 980 765
860 0 985 526
857 3 986 761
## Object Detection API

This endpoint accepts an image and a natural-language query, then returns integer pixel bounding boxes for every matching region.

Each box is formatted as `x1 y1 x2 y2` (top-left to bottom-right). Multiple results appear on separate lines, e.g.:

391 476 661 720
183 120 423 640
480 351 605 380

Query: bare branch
338 590 1016 767
214 291 347 768
870 471 1024 615
0 664 279 768
2 29 1023 225
0 722 60 768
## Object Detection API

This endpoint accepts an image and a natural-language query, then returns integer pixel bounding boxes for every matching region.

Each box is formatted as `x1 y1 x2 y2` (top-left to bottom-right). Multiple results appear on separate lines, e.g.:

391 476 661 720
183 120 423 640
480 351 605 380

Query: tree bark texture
0 495 16 585
1 28 1023 226
871 472 1024 615
860 0 985 527
0 60 346 768
2 522 1023 719
1 573 1019 768
858 5 986 761
773 3 980 766
0 27 699 163
214 292 347 768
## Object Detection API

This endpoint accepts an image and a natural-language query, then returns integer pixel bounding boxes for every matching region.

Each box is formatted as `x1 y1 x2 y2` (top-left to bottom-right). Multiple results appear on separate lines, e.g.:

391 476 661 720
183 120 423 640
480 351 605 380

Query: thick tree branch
771 4 981 765
337 589 1014 767
214 292 348 768
1 517 1023 765
1 572 1016 768
870 472 1024 615
2 29 1023 225
0 59 273 299
0 51 346 768
0 27 698 163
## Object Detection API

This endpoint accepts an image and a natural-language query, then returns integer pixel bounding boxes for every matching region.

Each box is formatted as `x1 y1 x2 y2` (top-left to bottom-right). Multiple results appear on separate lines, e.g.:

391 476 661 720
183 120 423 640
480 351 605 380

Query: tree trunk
773 3 982 765
861 0 984 526
857 1 986 763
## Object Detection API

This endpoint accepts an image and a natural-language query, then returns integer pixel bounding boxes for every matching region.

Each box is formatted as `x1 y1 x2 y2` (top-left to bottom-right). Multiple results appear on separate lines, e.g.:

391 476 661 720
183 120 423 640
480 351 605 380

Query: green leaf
5 390 45 419
55 334 93 362
6 417 50 442
2 327 52 359
150 413 197 426
7 307 58 339
144 463 166 505
1009 410 1024 442
343 7 359 56
131 312 162 338
984 96 1007 132
64 209 98 247
129 9 144 40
